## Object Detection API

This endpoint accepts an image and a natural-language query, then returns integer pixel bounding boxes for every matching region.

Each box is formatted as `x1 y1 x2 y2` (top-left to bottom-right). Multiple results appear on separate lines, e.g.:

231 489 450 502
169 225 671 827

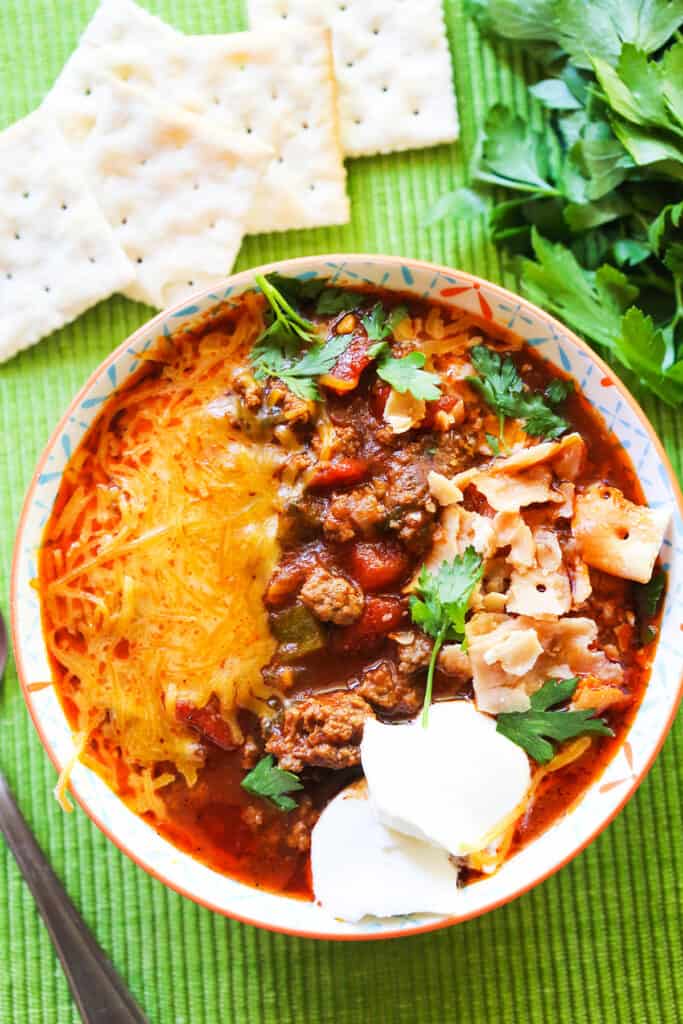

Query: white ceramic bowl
11 255 683 940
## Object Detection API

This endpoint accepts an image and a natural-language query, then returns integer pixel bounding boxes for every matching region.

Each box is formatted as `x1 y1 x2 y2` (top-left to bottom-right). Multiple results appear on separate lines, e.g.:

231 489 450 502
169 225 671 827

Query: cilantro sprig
255 273 317 347
241 754 303 811
410 547 484 727
363 302 442 402
251 275 353 400
634 569 666 645
362 302 409 341
252 332 352 401
468 345 569 442
496 677 613 764
372 346 443 401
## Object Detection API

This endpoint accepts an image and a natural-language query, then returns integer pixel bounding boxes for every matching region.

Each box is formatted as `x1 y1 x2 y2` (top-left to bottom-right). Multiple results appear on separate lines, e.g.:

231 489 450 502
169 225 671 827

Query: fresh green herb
469 344 569 441
315 287 364 315
374 350 442 401
423 187 489 227
496 677 614 763
263 273 327 307
545 377 573 404
361 302 409 341
485 432 501 454
255 273 317 346
432 3 683 405
241 754 303 811
410 547 484 726
474 104 561 196
634 570 666 645
251 333 352 401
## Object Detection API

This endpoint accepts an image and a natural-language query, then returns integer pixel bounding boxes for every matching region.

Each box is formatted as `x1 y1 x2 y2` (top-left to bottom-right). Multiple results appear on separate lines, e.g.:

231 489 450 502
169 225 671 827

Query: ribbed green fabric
0 2 681 1022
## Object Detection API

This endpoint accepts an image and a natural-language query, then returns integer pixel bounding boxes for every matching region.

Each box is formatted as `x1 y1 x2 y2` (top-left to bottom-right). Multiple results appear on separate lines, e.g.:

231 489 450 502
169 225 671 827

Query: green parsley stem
421 624 447 728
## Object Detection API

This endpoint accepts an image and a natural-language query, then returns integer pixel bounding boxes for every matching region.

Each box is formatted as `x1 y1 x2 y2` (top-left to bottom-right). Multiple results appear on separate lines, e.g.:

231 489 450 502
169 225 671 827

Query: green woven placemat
0 2 681 1022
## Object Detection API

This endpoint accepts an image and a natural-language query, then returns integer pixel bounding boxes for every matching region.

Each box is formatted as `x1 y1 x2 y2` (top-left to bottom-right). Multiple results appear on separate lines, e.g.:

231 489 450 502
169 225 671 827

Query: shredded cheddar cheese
42 297 289 796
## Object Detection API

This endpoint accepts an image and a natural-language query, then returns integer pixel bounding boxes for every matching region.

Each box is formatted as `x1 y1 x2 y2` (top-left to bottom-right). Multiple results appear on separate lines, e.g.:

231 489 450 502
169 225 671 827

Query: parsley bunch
410 547 484 726
496 677 613 763
430 0 683 405
468 345 569 442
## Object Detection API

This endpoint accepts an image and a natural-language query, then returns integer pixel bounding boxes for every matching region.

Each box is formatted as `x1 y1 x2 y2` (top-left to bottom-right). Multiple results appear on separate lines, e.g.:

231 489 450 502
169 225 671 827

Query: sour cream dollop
361 701 531 857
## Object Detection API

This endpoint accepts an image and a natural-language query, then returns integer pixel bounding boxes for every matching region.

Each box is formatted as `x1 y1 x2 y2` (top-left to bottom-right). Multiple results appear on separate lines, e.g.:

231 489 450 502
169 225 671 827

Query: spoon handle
0 772 147 1023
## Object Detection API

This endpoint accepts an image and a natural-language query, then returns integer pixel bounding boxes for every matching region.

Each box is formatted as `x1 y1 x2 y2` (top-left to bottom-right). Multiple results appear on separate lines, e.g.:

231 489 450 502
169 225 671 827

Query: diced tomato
421 394 459 430
332 595 405 653
307 457 370 491
370 382 390 420
176 697 239 750
348 541 411 592
319 335 374 394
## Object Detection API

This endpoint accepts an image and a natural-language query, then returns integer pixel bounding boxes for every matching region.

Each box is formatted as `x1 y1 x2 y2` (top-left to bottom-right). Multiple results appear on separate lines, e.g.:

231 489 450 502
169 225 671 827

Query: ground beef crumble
355 659 423 715
264 691 375 773
299 566 364 625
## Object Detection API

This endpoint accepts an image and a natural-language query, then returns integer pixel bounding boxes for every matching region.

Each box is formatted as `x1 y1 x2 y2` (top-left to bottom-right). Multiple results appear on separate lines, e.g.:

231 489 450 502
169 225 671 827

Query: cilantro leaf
612 239 651 267
521 230 639 351
496 677 613 763
545 378 573 404
474 105 561 195
634 569 666 644
252 333 353 401
648 200 683 253
423 187 489 227
520 394 570 438
241 754 303 811
410 548 484 726
593 43 683 139
256 273 317 345
361 302 409 341
375 350 442 401
486 432 501 454
469 343 569 440
468 0 683 68
264 273 327 307
530 78 583 111
315 288 364 315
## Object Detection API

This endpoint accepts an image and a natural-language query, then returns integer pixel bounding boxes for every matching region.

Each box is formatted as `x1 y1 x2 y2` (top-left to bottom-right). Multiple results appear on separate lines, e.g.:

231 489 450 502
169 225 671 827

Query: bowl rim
10 252 683 941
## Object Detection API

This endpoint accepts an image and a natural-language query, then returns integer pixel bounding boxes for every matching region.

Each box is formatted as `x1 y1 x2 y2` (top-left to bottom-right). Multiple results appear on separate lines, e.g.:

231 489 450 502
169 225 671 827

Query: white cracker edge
0 109 133 363
47 69 273 308
247 0 459 157
49 0 349 232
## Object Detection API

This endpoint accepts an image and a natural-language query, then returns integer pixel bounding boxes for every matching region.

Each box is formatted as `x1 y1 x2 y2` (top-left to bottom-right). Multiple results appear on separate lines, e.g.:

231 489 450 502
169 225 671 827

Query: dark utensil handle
0 772 147 1023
